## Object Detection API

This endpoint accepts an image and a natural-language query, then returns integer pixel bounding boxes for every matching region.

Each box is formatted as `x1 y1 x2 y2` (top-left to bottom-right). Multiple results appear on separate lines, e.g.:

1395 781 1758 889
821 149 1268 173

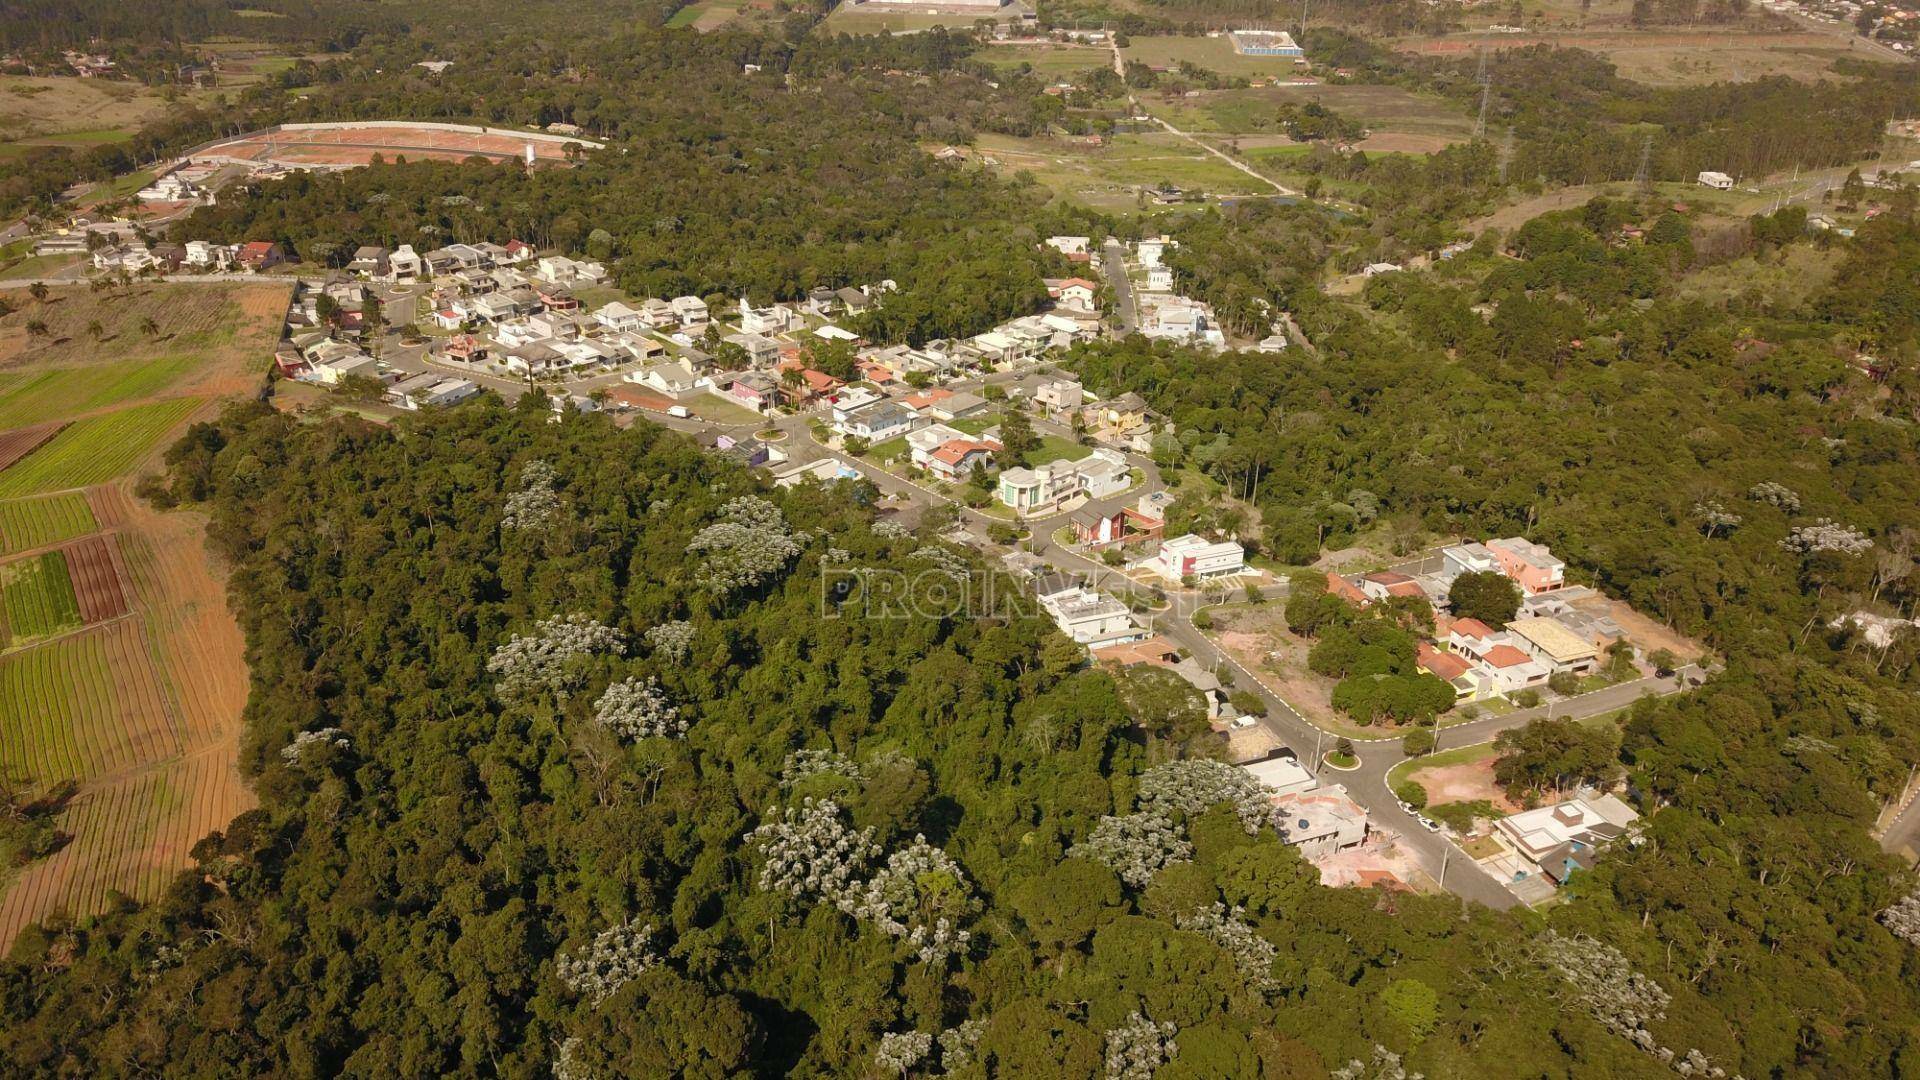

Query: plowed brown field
60 534 127 622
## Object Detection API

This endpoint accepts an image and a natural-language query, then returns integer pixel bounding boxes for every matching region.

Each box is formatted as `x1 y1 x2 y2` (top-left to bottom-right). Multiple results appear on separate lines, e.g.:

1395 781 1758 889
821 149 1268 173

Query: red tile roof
1482 644 1532 668
931 439 1000 466
1326 572 1368 606
903 388 954 409
1416 643 1471 681
1451 617 1495 639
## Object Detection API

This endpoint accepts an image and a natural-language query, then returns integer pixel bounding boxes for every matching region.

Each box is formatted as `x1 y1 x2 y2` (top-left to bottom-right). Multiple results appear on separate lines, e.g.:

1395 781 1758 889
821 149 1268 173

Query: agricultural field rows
0 746 248 945
0 491 97 554
0 550 80 645
0 421 62 472
0 398 203 498
0 357 203 430
0 619 180 786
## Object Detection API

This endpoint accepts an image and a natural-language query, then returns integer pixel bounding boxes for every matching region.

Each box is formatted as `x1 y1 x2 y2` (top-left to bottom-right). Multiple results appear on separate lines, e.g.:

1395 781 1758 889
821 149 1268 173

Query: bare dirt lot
61 534 128 623
0 422 63 472
1396 29 1877 86
198 122 590 168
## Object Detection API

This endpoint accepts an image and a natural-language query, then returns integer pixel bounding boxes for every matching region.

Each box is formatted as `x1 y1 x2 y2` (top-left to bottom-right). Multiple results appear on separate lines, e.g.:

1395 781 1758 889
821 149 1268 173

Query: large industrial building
1228 29 1304 57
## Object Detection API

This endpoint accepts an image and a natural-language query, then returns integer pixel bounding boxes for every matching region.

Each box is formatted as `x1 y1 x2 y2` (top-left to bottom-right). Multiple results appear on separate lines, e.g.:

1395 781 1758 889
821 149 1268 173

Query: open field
978 130 1270 210
0 492 97 555
820 3 998 34
1394 28 1884 86
1121 34 1310 79
0 398 204 498
974 43 1112 79
0 550 80 645
0 282 290 379
1143 83 1477 142
0 77 172 141
196 121 592 169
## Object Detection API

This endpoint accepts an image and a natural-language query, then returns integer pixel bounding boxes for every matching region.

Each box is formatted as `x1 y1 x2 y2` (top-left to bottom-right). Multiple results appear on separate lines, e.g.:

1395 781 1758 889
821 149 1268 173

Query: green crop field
0 398 201 497
0 357 202 430
0 493 97 555
0 622 175 786
0 550 80 644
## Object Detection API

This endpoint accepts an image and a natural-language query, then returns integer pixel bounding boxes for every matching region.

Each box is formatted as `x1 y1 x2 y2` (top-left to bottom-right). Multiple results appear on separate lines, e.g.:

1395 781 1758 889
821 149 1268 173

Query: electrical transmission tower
1473 46 1492 140
1633 131 1653 191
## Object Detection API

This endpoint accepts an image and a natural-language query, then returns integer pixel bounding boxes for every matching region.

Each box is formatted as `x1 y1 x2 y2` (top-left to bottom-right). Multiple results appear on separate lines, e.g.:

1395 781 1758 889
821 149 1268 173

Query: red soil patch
60 534 127 622
200 123 585 168
0 422 65 472
1410 758 1522 815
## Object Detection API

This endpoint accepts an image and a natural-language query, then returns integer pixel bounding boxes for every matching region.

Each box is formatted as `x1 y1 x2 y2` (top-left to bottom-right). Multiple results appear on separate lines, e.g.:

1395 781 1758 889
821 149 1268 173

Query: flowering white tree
687 496 803 595
1177 903 1278 994
874 1030 933 1076
938 1018 985 1072
1071 810 1194 888
643 619 695 663
281 727 349 765
1103 1013 1177 1080
1746 481 1802 513
592 676 685 740
749 798 879 905
488 614 626 700
551 1036 589 1080
1528 931 1729 1075
556 918 658 1007
1690 500 1741 537
842 835 976 965
908 544 972 578
781 748 864 785
503 460 563 531
1781 519 1873 556
1880 883 1920 947
1138 759 1276 835
1331 1045 1421 1080
873 519 913 540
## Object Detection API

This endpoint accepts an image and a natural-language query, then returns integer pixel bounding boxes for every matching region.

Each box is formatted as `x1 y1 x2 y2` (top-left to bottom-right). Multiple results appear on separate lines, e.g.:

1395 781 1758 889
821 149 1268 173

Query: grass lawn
0 398 202 497
0 550 81 644
974 131 1268 212
1030 434 1091 463
972 44 1110 80
949 414 1002 437
0 253 84 280
819 4 993 33
689 395 765 425
0 493 97 555
1387 739 1499 791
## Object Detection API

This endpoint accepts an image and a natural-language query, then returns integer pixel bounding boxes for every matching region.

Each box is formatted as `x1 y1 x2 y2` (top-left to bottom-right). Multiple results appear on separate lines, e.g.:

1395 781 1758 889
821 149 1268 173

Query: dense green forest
1 393 1904 1079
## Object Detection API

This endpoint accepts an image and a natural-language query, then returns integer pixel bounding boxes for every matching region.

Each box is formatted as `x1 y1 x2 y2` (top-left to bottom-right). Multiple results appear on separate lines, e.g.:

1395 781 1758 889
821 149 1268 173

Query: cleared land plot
197 122 588 168
1147 84 1476 141
0 398 204 497
0 283 289 392
0 77 171 141
0 550 80 644
977 131 1269 211
820 4 993 34
0 422 64 472
0 492 96 555
1394 30 1878 86
973 44 1112 79
1121 35 1309 79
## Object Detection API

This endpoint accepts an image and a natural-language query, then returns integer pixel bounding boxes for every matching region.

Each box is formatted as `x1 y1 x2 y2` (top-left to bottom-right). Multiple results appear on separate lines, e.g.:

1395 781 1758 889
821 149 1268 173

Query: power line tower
1633 130 1653 191
1498 126 1516 184
1473 45 1492 139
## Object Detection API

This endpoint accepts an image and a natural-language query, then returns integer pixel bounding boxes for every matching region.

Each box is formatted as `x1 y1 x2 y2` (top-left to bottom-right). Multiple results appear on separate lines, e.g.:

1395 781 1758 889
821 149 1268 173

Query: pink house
1486 537 1565 594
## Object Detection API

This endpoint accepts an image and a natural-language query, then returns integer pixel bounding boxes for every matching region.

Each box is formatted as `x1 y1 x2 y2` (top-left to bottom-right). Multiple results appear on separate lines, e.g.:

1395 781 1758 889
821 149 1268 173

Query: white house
996 449 1129 515
1496 796 1637 864
388 244 423 283
627 358 709 395
1045 235 1092 257
1697 170 1735 190
906 423 969 467
738 297 798 335
670 295 709 327
1039 584 1145 648
1148 535 1245 584
594 301 647 333
841 401 924 443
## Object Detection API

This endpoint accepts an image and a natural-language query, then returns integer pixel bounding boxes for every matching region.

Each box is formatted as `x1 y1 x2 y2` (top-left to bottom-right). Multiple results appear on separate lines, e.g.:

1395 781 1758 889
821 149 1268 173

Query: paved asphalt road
1102 240 1137 334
